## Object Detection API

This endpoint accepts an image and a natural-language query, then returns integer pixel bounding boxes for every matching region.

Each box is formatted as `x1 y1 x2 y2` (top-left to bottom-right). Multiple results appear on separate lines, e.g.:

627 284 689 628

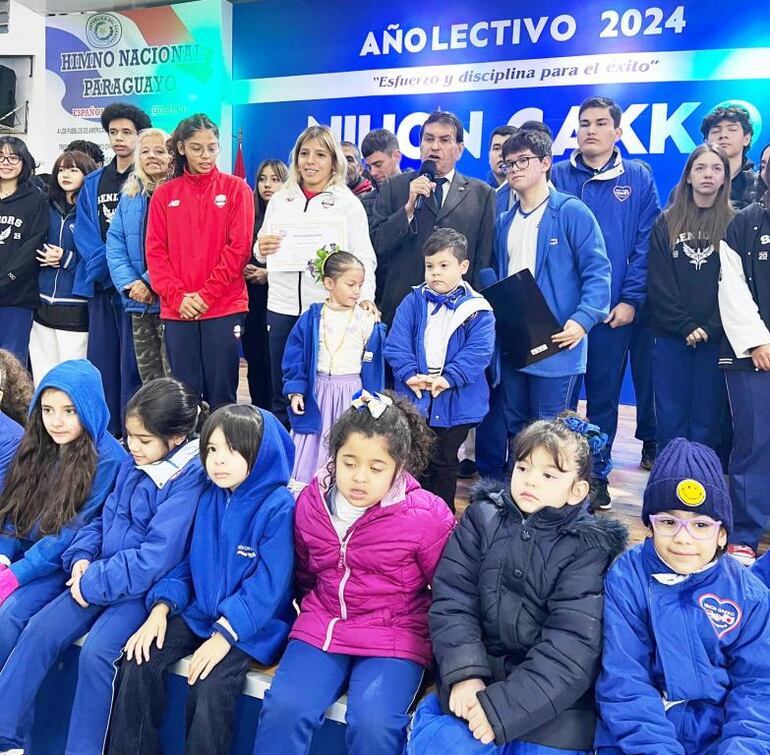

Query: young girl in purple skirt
282 247 386 488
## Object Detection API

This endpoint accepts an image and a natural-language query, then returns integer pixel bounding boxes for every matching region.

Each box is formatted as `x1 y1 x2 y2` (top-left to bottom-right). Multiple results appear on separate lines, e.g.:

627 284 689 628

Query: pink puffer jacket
290 472 456 667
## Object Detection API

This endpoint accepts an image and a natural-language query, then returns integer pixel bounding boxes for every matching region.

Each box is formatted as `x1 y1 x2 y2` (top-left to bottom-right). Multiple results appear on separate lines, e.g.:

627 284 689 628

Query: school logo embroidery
321 194 336 208
683 241 715 271
676 478 706 507
168 199 180 207
549 238 558 246
698 594 742 638
0 226 11 244
236 545 256 559
233 324 243 340
613 185 632 202
214 194 227 208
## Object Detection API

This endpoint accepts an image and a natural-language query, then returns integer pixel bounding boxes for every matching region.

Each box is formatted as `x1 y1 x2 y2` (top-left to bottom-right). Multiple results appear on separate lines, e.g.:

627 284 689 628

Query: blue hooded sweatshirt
0 360 127 584
595 539 770 754
0 411 23 492
62 439 206 606
147 410 296 664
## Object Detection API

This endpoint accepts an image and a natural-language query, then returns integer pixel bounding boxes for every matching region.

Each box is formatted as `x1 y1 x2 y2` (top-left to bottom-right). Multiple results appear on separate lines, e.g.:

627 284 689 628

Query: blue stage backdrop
232 0 770 197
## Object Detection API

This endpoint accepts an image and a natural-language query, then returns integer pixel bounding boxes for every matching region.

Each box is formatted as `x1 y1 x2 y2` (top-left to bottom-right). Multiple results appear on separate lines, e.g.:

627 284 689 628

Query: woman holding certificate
145 113 255 409
257 125 378 425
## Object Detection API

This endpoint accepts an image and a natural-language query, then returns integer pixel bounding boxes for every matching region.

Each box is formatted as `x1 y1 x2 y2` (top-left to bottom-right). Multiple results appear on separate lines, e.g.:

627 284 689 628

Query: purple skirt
291 372 362 484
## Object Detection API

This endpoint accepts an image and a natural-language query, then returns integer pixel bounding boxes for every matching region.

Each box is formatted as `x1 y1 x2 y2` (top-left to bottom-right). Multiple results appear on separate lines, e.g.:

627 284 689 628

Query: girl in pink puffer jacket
253 389 456 755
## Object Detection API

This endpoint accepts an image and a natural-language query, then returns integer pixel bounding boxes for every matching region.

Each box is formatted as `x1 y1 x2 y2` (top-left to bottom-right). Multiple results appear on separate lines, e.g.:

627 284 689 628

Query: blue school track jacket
106 192 160 315
0 411 22 493
74 166 109 294
551 151 660 311
148 411 296 663
384 283 495 427
282 302 386 435
595 539 770 754
490 190 611 379
61 439 205 605
0 360 127 584
38 200 89 307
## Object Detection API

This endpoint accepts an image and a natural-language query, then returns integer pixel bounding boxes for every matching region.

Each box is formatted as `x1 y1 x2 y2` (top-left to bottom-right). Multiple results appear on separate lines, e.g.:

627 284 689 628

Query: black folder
481 269 562 369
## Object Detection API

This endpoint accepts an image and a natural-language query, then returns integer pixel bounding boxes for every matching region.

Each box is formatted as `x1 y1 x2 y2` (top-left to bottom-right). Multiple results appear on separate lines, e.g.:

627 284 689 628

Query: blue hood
31 360 109 444
231 409 294 505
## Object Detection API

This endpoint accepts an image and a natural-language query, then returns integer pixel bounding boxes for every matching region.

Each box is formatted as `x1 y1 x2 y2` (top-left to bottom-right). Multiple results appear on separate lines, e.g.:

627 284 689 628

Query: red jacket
145 167 254 320
291 472 456 667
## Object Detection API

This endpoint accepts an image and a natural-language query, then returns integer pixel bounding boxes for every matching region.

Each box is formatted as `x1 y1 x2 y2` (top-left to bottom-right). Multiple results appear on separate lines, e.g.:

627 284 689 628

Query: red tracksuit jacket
145 166 254 320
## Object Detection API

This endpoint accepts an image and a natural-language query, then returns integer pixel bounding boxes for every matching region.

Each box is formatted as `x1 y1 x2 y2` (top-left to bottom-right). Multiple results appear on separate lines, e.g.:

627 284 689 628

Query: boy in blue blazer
475 128 612 481
385 228 495 510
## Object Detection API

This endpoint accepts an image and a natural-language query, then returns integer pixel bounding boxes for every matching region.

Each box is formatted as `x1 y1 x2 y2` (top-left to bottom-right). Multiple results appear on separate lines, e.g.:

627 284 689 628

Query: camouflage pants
131 312 170 384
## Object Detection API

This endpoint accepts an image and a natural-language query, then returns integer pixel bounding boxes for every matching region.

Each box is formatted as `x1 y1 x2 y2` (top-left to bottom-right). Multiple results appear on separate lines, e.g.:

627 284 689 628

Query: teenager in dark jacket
717 158 770 566
647 145 734 453
76 103 150 435
0 136 49 362
29 149 97 384
409 415 627 754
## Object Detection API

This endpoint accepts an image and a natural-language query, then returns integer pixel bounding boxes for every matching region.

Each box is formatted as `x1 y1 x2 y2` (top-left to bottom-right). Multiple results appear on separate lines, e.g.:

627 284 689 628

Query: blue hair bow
560 415 608 455
351 389 392 419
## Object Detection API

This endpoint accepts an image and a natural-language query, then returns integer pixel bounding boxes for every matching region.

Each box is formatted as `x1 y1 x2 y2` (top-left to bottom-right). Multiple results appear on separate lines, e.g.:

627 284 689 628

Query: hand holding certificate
265 216 348 273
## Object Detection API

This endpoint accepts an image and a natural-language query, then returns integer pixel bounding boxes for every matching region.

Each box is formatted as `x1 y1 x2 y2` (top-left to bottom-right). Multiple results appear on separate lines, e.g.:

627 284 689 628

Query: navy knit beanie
642 437 732 533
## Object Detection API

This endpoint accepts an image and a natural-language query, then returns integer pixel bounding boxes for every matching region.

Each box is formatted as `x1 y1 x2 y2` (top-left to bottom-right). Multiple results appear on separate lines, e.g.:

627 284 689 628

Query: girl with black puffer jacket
408 414 627 755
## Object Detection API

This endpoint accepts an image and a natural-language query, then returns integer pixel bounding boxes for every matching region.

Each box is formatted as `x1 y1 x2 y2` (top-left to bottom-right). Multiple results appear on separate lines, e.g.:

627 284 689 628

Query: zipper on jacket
51 207 74 302
322 528 354 651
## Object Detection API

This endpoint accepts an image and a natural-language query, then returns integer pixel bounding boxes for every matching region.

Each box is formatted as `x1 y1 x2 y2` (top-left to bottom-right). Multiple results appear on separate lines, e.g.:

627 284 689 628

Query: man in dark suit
371 111 495 325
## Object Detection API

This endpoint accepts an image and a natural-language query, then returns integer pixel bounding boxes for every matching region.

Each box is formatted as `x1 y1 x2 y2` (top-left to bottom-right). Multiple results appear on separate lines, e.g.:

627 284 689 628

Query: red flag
233 128 246 179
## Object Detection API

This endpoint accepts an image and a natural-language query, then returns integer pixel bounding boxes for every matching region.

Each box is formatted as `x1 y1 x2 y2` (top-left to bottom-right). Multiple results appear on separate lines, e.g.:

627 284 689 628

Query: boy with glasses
475 129 611 480
551 96 661 510
75 102 152 435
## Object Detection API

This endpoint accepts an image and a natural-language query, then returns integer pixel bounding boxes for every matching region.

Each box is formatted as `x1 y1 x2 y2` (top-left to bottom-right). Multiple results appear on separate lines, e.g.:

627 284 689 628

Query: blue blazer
282 303 386 434
384 284 495 427
106 192 160 314
551 151 660 310
62 441 205 605
595 539 770 754
489 189 611 378
148 411 295 663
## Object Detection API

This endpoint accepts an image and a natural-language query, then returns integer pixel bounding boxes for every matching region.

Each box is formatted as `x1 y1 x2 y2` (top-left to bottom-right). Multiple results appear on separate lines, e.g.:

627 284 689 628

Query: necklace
321 303 355 373
517 193 549 219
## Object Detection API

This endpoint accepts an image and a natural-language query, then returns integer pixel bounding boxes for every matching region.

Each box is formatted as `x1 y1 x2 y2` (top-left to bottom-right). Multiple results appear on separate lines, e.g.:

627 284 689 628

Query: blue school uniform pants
476 356 577 480
653 336 725 451
630 322 656 444
407 694 590 755
726 369 770 549
0 572 68 667
87 288 141 436
266 310 298 427
0 306 33 363
253 639 424 755
0 588 146 755
163 313 245 410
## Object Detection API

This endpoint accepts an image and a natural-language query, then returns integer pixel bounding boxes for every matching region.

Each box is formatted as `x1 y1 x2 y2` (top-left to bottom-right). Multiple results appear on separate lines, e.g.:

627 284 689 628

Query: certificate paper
266 217 348 273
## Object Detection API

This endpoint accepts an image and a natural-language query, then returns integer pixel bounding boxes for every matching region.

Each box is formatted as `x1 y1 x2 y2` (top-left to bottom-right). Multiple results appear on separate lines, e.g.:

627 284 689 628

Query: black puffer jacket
429 481 628 750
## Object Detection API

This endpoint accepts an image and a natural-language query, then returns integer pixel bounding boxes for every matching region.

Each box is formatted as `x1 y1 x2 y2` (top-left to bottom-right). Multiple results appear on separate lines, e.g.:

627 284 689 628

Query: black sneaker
640 441 657 471
457 459 478 479
590 478 612 511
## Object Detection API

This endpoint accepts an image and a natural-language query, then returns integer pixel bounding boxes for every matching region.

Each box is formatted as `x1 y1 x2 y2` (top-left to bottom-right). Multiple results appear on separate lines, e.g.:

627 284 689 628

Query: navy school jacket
488 190 611 380
384 283 495 428
61 440 205 605
595 539 770 754
38 200 89 306
148 410 296 663
0 360 127 584
282 302 386 435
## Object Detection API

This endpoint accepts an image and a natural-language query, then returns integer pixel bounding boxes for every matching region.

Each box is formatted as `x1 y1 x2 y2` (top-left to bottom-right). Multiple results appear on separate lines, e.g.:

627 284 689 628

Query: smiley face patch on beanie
676 478 706 507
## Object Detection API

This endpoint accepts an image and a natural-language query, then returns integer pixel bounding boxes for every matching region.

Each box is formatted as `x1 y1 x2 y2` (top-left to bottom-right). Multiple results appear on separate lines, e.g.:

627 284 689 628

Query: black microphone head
418 159 437 179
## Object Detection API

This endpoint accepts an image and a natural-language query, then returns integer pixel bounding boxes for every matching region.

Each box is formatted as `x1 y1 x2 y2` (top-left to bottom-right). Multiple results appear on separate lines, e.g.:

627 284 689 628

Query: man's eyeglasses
0 154 21 166
648 514 722 541
500 155 545 173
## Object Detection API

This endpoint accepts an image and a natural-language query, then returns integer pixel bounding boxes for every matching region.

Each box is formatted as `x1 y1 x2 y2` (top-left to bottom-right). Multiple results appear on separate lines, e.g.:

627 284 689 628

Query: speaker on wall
0 65 16 128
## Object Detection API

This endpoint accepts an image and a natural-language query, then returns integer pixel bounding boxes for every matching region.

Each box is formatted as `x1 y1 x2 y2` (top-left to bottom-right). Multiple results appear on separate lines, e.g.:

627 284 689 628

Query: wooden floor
238 362 651 544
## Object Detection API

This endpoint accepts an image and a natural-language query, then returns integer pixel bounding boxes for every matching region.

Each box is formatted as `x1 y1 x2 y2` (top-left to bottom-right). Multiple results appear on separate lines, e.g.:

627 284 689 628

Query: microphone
414 159 437 213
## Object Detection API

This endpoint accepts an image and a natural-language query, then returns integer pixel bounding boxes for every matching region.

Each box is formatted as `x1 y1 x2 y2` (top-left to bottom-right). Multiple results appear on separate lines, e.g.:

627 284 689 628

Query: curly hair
0 349 33 426
324 390 434 487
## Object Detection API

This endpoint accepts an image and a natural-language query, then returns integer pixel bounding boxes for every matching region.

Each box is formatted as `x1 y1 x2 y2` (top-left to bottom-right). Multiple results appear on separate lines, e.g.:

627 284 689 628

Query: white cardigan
258 183 377 316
